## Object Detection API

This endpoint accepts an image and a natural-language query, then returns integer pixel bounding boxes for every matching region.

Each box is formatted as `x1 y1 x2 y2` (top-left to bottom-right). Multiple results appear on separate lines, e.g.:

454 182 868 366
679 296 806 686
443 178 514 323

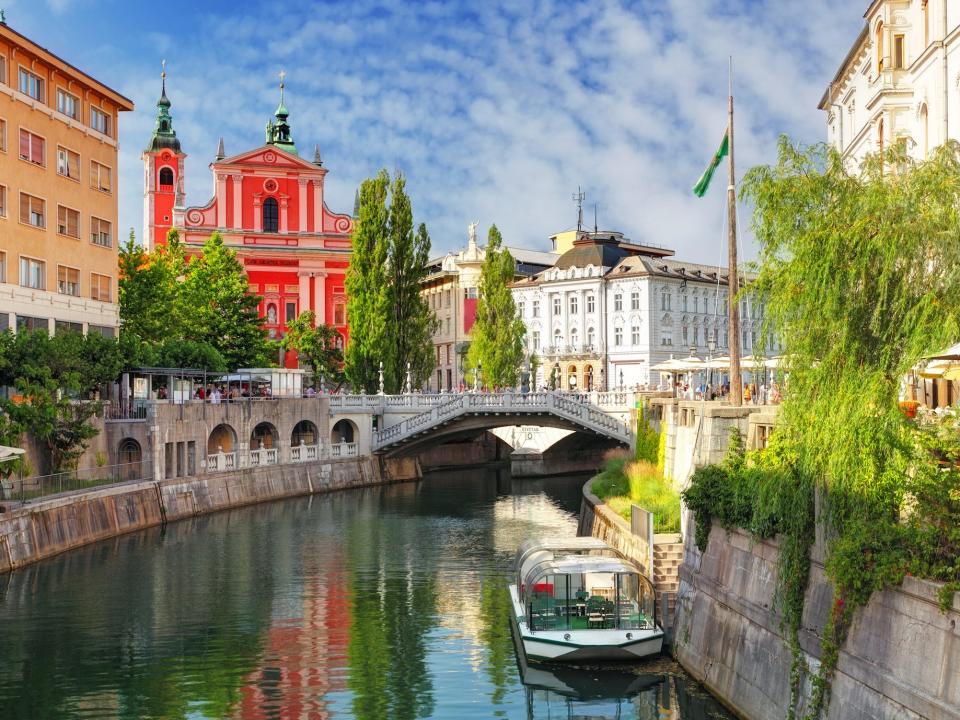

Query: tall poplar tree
345 170 391 392
465 224 525 388
385 172 437 392
180 232 268 370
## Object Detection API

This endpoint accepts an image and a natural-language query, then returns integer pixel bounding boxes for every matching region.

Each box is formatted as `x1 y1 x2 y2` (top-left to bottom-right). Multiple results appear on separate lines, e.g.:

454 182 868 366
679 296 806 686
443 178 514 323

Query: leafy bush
592 456 680 533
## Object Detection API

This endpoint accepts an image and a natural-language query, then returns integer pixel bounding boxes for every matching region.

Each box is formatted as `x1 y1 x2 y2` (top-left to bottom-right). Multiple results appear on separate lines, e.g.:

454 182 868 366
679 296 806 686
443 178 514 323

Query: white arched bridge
327 391 637 456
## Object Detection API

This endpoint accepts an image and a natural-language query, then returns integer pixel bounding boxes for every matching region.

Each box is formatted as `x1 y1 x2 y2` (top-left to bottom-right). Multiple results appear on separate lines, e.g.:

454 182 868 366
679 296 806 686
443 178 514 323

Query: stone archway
331 419 357 444
291 420 318 447
251 421 278 450
118 438 142 481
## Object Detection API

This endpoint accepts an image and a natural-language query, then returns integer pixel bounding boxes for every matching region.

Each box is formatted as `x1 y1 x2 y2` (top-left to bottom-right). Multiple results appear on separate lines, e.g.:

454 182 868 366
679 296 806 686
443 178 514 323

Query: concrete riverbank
0 456 419 574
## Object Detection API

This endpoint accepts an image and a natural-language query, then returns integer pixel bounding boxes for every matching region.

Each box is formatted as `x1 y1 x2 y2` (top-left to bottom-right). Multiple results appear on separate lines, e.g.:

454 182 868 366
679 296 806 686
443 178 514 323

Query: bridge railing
331 390 637 414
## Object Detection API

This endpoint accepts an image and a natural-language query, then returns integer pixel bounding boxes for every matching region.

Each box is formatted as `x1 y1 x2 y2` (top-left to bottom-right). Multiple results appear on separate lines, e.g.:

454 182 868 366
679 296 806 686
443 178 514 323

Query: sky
7 0 865 262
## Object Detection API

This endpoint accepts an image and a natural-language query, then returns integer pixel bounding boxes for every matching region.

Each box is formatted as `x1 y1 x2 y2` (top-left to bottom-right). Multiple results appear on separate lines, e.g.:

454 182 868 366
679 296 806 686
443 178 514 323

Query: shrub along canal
0 467 733 719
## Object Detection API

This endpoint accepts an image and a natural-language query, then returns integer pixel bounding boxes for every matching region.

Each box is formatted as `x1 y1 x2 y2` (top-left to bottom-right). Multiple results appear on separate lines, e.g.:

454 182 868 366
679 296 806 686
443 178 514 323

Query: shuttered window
90 161 111 192
90 273 111 302
57 146 80 180
19 129 44 165
57 206 79 238
90 217 112 247
19 193 45 228
58 266 80 296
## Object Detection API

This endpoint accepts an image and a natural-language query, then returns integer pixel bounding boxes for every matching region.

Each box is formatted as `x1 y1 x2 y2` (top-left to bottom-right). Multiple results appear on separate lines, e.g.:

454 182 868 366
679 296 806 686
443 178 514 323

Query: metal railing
0 461 150 504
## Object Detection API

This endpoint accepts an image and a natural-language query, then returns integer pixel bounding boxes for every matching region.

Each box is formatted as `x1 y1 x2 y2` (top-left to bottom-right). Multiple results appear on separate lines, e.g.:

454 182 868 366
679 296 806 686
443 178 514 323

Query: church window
334 302 345 326
285 302 296 323
159 167 174 188
263 197 279 232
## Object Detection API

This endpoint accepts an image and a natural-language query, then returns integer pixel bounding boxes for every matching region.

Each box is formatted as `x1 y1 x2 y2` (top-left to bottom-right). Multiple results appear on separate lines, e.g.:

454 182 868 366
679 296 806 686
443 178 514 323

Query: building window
876 21 885 72
586 294 595 313
90 273 112 302
0 118 5 152
693 327 699 347
18 68 44 102
614 327 623 347
90 106 111 136
631 325 640 345
19 193 45 228
58 265 80 296
532 299 540 317
57 146 80 180
532 331 540 351
91 161 112 192
694 296 699 313
569 295 578 315
630 291 639 310
570 327 579 350
0 185 5 217
923 0 930 47
334 302 345 325
91 217 112 247
445 317 450 334
682 325 689 345
661 291 671 311
19 128 44 165
614 293 622 311
517 300 525 317
19 257 45 290
285 301 296 323
553 296 561 315
263 197 279 232
0 56 5 84
159 167 174 188
893 34 905 69
587 327 595 349
56 89 79 120
465 287 478 299
57 205 79 238
445 289 451 308
0 251 5 283
553 328 562 349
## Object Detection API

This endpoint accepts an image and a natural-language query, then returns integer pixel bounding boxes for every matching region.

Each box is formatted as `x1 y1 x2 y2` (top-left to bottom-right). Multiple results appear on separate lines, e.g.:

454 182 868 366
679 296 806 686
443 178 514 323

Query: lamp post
707 337 717 399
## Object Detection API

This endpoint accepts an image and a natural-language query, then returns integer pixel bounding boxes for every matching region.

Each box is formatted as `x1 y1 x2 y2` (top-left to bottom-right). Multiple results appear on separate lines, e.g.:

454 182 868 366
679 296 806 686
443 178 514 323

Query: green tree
385 173 437 391
180 232 268 370
118 229 183 345
465 225 525 388
282 311 345 387
345 170 391 392
156 339 227 371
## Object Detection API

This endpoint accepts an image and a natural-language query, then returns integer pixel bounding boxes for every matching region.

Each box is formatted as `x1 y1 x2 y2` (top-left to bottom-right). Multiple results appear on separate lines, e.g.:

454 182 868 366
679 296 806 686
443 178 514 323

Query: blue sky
8 0 864 261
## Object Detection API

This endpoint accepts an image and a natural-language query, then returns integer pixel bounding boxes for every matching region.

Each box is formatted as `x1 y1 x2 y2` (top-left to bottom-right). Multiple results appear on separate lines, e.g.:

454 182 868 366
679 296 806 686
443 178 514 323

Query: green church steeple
266 70 297 156
146 60 181 153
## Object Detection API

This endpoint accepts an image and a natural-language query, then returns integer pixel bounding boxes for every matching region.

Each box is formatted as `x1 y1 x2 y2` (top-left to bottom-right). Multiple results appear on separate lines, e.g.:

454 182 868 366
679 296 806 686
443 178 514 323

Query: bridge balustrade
207 451 237 471
290 443 320 462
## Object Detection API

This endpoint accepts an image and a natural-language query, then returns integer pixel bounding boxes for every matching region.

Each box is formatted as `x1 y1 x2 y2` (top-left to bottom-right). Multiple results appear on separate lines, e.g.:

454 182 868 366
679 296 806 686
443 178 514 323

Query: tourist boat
509 537 664 662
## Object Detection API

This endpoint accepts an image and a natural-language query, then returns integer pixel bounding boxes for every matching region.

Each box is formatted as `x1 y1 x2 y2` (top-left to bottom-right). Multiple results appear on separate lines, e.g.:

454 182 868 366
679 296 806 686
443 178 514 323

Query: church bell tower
142 61 186 250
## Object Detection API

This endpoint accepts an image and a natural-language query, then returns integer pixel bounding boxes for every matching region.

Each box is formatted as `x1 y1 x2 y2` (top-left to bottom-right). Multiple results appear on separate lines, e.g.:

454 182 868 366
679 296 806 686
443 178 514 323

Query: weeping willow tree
685 138 960 719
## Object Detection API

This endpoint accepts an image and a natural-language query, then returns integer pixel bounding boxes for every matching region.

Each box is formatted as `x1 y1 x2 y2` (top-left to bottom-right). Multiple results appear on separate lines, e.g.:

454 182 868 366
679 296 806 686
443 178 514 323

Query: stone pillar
298 272 311 319
314 272 327 323
253 194 262 232
215 173 227 228
231 174 243 230
280 196 289 233
298 179 308 233
312 179 323 232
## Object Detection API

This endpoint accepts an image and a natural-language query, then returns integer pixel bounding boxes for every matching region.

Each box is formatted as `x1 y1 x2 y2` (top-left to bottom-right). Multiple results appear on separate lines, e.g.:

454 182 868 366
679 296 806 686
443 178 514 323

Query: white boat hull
508 584 664 663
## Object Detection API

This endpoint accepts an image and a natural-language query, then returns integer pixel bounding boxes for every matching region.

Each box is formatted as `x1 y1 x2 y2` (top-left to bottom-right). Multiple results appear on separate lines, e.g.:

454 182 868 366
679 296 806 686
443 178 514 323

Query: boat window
615 573 655 630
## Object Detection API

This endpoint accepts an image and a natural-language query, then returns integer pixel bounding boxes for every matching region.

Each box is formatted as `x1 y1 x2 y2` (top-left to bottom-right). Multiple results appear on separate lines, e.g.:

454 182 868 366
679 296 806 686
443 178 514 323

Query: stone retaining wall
674 518 960 720
0 456 419 574
578 481 682 637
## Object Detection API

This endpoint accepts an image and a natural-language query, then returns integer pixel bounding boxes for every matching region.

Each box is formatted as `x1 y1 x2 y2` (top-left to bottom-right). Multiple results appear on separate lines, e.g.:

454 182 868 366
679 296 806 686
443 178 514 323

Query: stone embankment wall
674 518 960 720
0 456 419 574
578 482 682 637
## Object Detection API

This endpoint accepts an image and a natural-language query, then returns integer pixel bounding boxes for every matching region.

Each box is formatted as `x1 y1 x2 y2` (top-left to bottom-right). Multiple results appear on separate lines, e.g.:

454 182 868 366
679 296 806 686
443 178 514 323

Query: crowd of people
672 380 783 405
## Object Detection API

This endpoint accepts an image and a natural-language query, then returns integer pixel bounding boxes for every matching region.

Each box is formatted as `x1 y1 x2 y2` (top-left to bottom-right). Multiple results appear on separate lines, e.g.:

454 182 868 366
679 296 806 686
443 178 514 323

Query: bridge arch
208 423 237 454
251 421 279 450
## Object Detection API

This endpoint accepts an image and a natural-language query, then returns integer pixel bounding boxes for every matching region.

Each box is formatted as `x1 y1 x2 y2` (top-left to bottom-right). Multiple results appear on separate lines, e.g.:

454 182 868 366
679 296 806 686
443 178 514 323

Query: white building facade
512 232 766 390
821 1 960 164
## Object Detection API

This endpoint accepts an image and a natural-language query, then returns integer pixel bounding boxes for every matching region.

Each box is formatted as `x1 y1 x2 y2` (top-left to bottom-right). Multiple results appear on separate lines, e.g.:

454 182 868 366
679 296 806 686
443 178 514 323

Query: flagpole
727 56 743 407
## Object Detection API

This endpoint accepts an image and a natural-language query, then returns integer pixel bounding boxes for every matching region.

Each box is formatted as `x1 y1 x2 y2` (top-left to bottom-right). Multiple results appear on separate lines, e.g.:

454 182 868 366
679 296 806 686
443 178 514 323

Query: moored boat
509 537 664 662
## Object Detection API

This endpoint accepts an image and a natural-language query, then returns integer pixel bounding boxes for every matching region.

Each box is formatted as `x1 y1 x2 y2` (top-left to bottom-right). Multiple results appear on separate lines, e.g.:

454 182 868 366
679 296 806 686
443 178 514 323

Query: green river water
0 468 734 719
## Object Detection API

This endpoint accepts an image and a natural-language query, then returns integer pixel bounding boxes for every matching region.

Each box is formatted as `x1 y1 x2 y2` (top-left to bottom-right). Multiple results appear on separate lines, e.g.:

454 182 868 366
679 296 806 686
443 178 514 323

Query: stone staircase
653 536 683 632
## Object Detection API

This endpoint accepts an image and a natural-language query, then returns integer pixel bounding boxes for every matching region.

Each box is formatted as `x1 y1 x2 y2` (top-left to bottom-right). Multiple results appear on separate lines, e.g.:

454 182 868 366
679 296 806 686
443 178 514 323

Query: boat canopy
514 537 617 590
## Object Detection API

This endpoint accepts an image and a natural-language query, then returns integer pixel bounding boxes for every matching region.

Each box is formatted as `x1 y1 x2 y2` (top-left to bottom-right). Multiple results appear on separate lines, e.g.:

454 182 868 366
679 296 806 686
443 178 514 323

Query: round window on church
263 179 279 193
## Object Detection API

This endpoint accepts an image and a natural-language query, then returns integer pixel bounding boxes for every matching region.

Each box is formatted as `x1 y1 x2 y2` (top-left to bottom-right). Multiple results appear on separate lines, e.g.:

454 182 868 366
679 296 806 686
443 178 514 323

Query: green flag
692 131 729 198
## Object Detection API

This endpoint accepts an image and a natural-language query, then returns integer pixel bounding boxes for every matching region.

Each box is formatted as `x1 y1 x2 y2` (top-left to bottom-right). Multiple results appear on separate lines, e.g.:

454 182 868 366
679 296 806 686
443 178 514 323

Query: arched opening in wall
208 423 238 455
876 20 885 72
291 420 318 447
158 167 174 189
263 197 279 233
585 364 594 391
331 419 357 444
251 422 278 451
567 365 578 390
118 438 142 480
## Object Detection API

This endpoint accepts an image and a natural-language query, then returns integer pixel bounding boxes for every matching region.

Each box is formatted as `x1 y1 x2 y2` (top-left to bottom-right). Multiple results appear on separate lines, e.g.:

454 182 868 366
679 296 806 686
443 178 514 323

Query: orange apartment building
0 21 133 336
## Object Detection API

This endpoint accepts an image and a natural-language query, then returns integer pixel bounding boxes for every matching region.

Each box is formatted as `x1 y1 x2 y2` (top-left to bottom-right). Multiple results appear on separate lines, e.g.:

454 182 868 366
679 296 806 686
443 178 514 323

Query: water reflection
0 469 731 719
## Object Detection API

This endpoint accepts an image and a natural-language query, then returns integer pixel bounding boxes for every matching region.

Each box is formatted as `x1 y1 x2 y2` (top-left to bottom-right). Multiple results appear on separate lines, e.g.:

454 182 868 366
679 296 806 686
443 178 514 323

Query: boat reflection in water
517 652 735 720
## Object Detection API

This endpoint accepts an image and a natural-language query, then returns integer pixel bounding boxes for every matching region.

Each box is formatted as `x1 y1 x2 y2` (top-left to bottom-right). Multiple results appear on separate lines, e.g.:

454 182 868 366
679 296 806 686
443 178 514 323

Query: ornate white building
512 232 765 390
820 1 960 163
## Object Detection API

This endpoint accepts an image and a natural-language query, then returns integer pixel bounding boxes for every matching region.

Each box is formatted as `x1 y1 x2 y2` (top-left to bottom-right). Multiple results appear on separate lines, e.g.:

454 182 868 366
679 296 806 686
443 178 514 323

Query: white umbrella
650 358 688 372
705 356 731 369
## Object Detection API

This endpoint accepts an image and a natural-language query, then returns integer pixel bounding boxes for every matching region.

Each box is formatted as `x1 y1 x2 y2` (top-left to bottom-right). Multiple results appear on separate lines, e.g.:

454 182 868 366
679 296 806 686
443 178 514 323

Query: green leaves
282 311 345 387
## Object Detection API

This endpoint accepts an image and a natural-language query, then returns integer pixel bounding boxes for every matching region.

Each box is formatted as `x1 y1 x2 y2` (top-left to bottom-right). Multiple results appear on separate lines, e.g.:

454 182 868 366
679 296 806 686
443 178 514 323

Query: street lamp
707 338 717 399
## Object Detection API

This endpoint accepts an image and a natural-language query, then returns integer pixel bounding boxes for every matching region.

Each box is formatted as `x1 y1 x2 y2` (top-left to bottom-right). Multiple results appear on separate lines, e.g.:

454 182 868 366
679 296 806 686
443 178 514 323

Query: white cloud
114 0 865 264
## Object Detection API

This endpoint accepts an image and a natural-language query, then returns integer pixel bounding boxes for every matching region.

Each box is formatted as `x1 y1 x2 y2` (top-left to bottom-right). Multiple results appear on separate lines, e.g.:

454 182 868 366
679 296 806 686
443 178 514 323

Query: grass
591 452 681 534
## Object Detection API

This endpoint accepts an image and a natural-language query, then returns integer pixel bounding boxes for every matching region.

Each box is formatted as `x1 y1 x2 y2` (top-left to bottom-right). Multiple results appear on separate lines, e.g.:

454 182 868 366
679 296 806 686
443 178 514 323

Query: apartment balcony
539 344 606 359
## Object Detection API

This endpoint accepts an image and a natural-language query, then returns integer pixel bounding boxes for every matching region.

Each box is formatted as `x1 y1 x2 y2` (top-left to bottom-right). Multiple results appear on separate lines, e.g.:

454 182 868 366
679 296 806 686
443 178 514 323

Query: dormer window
263 197 279 232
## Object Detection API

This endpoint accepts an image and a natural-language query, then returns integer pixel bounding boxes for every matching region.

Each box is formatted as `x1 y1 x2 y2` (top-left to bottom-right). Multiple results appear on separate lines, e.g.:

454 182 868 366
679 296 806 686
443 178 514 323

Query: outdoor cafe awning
927 342 960 362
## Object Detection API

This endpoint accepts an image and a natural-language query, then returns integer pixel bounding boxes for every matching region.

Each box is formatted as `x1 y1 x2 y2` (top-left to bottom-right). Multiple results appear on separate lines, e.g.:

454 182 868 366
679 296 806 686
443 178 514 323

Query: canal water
0 468 734 719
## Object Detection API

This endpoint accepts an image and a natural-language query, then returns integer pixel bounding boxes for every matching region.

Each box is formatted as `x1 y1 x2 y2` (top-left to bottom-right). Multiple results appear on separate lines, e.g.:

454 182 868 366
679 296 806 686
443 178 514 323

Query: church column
253 193 262 232
280 197 289 233
298 179 308 233
216 173 227 228
314 272 327 323
298 271 311 318
231 174 243 229
312 179 323 232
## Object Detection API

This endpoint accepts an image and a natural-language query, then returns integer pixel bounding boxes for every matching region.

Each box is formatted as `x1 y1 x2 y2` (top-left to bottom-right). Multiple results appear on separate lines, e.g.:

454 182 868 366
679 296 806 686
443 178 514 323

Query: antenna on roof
572 186 585 234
